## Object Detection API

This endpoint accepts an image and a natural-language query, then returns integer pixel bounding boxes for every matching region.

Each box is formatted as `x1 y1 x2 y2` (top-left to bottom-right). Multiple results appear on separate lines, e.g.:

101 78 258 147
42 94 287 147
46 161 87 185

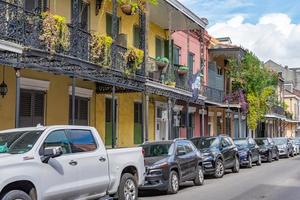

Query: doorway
155 102 168 141
105 97 118 146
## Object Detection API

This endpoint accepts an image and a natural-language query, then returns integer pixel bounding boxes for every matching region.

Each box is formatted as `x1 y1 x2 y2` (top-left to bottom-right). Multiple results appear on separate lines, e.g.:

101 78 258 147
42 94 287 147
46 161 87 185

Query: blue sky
180 0 300 26
179 0 300 68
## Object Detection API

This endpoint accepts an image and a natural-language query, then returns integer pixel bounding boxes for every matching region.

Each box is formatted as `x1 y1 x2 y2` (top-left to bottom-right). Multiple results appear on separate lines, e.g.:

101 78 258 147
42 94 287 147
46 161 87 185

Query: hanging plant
155 56 169 70
117 0 158 15
90 33 113 67
177 65 189 75
124 47 144 75
39 12 70 52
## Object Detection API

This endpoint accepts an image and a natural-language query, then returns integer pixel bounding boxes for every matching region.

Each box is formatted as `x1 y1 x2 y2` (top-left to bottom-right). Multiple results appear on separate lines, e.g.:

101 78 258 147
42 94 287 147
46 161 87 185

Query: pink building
171 30 210 138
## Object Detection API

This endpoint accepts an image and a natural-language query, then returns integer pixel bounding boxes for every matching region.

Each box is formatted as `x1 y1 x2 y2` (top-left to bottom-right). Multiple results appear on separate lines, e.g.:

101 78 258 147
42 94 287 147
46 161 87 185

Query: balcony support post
168 98 173 140
71 75 76 125
112 85 116 148
142 91 149 142
201 106 205 137
71 0 80 57
140 9 147 76
15 68 20 128
111 0 118 69
186 101 190 138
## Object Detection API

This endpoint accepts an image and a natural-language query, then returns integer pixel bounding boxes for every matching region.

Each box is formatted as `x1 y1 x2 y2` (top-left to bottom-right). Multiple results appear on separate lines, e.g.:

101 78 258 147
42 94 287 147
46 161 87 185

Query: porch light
0 67 8 98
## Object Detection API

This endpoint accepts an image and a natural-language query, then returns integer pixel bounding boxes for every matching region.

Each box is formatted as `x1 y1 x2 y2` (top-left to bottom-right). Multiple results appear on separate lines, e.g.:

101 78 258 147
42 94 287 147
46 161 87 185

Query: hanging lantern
0 67 8 98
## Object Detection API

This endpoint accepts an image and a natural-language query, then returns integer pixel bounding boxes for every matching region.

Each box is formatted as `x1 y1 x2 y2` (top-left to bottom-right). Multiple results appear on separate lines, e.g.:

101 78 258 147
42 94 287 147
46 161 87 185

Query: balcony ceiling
149 0 208 31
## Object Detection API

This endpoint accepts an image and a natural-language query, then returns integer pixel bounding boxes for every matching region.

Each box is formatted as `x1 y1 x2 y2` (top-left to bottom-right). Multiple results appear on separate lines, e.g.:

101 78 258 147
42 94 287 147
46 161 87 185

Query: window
24 0 48 12
155 37 165 58
106 13 120 37
183 141 193 153
72 0 89 30
43 130 71 154
173 46 181 65
176 143 186 155
67 130 97 153
134 102 143 144
188 52 194 70
69 96 89 126
134 103 143 124
133 25 141 48
20 89 45 128
221 137 230 148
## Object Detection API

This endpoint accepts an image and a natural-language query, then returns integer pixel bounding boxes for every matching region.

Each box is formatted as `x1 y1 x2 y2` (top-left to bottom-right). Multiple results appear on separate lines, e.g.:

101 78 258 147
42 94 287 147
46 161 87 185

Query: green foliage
156 56 169 64
40 12 70 52
90 33 113 67
124 47 144 75
178 65 189 71
228 51 279 130
117 0 158 14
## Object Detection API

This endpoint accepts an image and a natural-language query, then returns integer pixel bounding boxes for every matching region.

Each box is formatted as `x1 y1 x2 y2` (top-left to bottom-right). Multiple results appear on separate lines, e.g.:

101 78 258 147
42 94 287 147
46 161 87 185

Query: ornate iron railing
269 105 285 116
200 85 225 103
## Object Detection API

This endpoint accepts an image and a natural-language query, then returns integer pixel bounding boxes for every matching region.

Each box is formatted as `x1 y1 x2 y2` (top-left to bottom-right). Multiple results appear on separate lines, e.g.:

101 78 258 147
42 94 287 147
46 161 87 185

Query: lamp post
225 100 232 136
0 67 8 98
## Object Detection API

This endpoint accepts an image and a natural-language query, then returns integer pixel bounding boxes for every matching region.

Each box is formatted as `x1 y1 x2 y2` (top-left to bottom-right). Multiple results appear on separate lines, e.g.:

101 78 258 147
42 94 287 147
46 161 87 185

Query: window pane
67 130 97 153
133 26 141 48
20 91 32 117
34 92 44 117
79 99 88 120
8 131 42 154
43 130 71 154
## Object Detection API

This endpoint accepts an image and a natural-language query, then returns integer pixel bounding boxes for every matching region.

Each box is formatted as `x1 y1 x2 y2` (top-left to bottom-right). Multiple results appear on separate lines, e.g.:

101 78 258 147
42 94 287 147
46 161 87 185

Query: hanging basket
177 69 188 75
121 4 134 15
156 61 167 70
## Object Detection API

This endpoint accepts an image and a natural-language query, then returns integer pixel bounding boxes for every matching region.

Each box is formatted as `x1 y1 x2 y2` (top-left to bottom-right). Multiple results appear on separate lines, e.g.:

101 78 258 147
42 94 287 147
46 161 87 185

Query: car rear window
142 143 174 157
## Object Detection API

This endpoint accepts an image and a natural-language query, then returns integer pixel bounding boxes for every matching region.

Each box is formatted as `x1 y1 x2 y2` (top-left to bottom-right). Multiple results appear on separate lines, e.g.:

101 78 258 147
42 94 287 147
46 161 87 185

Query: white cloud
208 13 300 68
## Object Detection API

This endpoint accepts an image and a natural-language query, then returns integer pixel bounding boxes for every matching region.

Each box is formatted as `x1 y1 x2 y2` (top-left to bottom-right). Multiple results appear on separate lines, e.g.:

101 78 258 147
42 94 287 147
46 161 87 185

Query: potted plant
39 12 70 52
90 33 113 67
155 57 169 70
124 47 144 75
177 65 189 75
118 0 139 15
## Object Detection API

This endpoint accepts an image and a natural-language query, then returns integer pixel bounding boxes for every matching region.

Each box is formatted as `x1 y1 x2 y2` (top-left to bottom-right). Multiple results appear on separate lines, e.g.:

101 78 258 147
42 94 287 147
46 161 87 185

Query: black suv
233 137 261 168
255 138 279 162
191 135 240 178
139 139 204 194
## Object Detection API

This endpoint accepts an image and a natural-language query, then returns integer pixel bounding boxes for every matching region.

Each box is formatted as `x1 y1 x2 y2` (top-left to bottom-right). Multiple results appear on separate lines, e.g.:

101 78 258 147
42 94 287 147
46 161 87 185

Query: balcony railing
269 105 285 116
200 85 225 103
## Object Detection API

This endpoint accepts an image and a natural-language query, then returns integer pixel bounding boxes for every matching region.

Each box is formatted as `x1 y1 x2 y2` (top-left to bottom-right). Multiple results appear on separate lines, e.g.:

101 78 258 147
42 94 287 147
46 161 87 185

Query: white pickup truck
0 126 145 200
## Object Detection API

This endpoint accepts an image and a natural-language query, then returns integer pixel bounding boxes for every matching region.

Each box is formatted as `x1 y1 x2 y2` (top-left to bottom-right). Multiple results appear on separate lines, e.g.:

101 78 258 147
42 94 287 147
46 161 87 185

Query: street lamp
0 67 8 98
225 101 232 136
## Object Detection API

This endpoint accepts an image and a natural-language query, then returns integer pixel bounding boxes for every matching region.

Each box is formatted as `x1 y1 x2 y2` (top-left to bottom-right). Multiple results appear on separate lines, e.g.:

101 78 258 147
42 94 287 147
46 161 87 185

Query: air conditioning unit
116 33 127 48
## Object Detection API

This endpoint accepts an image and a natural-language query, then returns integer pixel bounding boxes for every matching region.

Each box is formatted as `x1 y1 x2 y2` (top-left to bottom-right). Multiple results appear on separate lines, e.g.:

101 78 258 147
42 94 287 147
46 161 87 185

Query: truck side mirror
42 146 63 163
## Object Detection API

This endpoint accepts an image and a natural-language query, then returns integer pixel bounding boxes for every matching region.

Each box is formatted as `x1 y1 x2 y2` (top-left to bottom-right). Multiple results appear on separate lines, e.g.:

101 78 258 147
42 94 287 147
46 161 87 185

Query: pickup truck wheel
1 190 32 200
193 165 204 186
167 171 179 194
118 173 138 200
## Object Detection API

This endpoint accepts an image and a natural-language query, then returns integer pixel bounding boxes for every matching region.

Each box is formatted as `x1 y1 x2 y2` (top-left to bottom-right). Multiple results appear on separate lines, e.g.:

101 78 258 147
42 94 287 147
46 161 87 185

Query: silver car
273 137 294 158
290 139 300 155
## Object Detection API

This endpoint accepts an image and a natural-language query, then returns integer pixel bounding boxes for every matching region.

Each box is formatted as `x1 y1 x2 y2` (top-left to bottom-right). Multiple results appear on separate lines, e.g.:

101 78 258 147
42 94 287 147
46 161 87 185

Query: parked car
295 137 300 149
255 138 279 162
273 137 294 158
139 139 204 194
233 138 261 168
0 126 145 200
290 139 300 155
191 135 240 178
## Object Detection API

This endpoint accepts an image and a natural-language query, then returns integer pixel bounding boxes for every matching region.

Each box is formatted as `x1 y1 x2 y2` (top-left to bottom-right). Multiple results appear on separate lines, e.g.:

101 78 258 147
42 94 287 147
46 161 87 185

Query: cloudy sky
179 0 300 68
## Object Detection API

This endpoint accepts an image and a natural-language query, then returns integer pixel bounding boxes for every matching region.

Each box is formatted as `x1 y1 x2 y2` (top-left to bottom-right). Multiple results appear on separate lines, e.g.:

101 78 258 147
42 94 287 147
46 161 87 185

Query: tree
227 51 278 130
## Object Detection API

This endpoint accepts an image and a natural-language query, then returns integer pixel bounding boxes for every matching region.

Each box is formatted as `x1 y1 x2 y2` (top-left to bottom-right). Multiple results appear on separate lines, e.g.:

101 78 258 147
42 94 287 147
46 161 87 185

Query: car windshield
234 140 248 148
255 139 268 146
0 130 43 154
273 138 287 145
191 137 219 149
142 143 174 158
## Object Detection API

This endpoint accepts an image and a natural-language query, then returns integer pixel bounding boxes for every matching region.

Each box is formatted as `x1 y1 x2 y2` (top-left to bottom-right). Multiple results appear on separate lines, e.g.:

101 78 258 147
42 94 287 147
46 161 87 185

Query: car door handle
99 157 106 162
69 160 78 166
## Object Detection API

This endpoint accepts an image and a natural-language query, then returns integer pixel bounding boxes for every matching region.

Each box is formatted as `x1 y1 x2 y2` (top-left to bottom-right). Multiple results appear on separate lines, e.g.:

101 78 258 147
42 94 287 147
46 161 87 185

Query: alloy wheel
248 156 252 168
215 161 224 177
171 173 179 192
198 167 204 183
124 179 136 200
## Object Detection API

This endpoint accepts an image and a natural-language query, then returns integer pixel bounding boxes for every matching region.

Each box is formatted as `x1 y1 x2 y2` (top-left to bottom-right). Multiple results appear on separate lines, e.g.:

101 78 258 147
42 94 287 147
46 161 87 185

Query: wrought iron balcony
200 85 225 103
269 105 285 116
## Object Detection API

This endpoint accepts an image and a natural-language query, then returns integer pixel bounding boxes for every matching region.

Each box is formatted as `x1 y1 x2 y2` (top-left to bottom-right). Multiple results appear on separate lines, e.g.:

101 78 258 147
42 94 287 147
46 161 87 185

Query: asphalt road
139 156 300 200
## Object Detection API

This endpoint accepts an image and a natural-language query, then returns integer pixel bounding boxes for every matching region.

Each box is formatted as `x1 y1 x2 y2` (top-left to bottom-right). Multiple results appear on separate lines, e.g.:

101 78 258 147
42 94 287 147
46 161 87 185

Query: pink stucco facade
172 30 210 138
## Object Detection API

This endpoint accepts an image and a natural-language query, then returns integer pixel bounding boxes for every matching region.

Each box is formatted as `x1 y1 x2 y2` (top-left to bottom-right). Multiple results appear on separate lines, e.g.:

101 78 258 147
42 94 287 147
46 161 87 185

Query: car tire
118 173 138 200
247 155 253 168
256 155 262 166
214 159 225 178
291 150 294 157
167 171 179 194
194 165 204 186
267 152 273 162
1 190 32 200
232 156 240 173
286 151 290 158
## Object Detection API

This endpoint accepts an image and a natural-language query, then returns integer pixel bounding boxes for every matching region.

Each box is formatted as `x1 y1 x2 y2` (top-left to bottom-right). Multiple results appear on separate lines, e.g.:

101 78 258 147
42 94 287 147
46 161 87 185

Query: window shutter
106 13 112 36
79 0 89 30
133 26 141 48
79 98 88 121
20 91 32 117
24 0 35 11
155 37 162 58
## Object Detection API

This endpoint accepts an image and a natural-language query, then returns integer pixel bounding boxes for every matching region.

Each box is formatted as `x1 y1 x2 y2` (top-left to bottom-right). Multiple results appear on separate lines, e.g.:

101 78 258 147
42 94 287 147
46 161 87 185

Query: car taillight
142 148 145 157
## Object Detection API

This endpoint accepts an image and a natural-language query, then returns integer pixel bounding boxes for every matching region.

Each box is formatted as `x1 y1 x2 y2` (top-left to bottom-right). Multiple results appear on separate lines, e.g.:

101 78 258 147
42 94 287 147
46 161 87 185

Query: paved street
140 157 300 200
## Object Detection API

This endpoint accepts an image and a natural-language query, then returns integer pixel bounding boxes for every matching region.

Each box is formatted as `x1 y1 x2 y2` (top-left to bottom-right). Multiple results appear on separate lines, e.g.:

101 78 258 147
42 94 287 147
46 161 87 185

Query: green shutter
134 103 143 144
155 37 162 58
133 26 141 48
106 13 112 36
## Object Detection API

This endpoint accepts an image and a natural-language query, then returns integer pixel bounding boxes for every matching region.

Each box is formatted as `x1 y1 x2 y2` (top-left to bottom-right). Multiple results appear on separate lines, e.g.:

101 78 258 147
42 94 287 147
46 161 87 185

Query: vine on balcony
123 47 144 76
90 33 113 67
40 12 70 52
117 0 158 15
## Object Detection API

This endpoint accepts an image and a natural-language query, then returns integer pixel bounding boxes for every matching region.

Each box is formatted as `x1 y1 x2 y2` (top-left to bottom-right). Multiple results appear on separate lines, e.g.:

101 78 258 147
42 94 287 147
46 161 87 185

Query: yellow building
0 0 208 147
